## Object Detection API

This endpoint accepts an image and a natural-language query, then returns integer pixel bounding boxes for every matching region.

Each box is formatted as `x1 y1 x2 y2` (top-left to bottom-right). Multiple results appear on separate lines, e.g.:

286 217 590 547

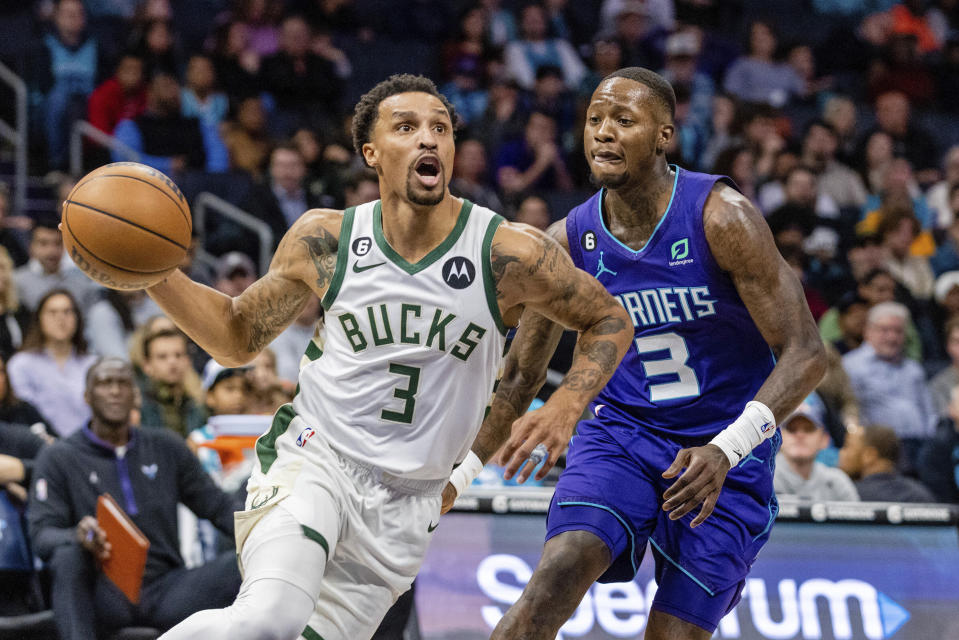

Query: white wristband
709 401 776 467
449 451 484 497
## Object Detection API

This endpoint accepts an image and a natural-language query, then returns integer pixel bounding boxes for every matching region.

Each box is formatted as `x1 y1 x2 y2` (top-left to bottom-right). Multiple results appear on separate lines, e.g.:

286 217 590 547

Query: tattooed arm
146 209 342 366
489 219 631 480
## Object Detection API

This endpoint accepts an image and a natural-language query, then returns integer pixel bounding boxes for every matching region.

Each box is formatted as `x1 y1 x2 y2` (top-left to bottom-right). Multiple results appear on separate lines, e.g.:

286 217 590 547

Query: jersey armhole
566 208 585 271
481 214 508 336
320 206 356 311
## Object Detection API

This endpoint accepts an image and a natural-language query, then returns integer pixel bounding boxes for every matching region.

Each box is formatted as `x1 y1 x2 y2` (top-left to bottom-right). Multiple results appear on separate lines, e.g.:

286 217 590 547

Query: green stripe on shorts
254 403 296 474
302 624 326 640
301 524 330 560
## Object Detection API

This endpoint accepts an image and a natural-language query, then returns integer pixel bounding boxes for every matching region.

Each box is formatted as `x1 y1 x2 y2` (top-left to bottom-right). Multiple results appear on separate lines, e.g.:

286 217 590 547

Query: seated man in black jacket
27 358 241 640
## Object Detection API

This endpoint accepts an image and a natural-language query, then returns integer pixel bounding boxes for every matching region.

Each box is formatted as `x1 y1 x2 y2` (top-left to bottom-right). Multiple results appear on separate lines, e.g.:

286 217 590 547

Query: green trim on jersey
302 625 326 640
481 214 507 335
255 403 296 474
304 339 323 361
300 524 330 560
372 199 473 275
321 206 357 310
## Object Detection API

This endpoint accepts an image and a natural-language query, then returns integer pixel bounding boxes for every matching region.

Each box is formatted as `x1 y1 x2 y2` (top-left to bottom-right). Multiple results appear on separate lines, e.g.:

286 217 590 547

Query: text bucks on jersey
290 199 507 480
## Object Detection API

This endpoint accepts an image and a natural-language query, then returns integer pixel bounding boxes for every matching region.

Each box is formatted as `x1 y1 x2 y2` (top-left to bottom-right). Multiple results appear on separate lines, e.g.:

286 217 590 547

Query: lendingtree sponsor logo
476 554 910 639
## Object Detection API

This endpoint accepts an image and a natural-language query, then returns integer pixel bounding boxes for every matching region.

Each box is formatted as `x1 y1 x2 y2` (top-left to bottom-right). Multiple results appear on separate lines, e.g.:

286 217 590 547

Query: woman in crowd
0 247 28 362
7 290 96 438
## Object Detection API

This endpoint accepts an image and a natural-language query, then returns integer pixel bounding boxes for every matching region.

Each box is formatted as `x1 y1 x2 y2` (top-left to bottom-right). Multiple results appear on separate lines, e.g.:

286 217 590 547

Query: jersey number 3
634 332 700 402
381 363 420 424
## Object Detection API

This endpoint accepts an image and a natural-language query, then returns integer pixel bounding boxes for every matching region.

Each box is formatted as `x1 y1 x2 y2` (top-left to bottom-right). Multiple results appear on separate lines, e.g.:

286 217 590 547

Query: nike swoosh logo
427 521 438 532
353 261 386 273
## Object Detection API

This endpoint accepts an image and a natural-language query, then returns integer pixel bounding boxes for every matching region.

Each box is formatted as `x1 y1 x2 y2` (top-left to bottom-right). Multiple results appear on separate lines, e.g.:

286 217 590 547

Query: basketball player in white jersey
147 74 633 640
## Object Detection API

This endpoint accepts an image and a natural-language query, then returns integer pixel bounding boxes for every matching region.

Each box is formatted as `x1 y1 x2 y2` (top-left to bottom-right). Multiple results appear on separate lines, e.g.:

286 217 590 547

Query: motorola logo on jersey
443 257 476 289
582 230 597 252
352 236 372 256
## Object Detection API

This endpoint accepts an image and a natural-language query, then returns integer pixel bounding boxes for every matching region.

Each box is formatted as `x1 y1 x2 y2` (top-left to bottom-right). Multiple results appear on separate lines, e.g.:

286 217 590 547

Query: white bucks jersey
281 199 507 480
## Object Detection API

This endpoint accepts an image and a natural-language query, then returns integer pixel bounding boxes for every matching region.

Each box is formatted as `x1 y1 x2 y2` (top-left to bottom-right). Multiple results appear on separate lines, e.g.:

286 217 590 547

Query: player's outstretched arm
491 221 632 482
661 183 827 527
146 210 342 366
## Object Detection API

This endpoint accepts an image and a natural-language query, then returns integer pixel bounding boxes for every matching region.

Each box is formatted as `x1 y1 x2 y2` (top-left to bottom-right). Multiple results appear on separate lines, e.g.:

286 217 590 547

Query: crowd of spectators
1 0 959 635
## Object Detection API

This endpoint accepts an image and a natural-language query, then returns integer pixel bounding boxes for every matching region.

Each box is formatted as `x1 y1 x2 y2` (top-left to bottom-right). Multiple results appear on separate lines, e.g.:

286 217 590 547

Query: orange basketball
62 162 192 290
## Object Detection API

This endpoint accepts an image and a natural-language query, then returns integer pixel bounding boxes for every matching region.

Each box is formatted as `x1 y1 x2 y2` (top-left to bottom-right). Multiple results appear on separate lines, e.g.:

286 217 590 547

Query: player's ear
362 142 378 169
657 123 675 154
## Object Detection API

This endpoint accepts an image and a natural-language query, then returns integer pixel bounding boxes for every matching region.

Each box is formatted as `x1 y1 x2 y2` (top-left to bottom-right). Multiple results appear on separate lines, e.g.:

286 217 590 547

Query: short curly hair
351 74 458 157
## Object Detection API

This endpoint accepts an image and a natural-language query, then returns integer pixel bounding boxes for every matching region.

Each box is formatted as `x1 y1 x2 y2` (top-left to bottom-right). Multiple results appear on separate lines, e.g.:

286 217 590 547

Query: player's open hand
440 482 457 514
497 405 575 484
661 444 731 528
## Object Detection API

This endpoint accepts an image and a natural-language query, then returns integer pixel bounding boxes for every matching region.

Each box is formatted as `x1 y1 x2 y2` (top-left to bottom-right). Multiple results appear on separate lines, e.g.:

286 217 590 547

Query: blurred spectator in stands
843 302 936 473
774 398 860 501
0 185 28 267
761 165 840 226
600 0 674 34
450 138 504 213
140 328 204 438
723 20 805 108
14 220 101 313
821 267 923 360
919 385 959 503
876 206 934 300
181 232 215 288
503 2 586 91
260 15 343 136
87 52 147 136
932 271 959 356
343 169 381 208
936 37 959 112
270 295 321 384
441 57 490 129
890 0 941 53
85 290 162 359
112 72 207 175
660 30 712 130
821 94 860 167
847 233 886 283
528 65 576 145
248 348 293 414
787 44 833 104
735 101 786 185
242 143 319 252
869 33 936 107
82 0 136 59
495 111 573 202
479 0 518 47
928 0 959 43
442 5 493 82
800 119 869 211
805 226 852 307
312 26 352 80
817 10 893 90
831 292 870 355
213 252 257 297
817 340 862 439
0 353 52 441
579 36 623 100
932 200 959 275
288 0 363 36
9 289 96 438
927 146 959 229
28 358 241 640
698 93 736 173
31 0 105 171
514 194 551 230
222 97 271 179
130 18 181 76
779 245 829 320
231 0 284 57
839 424 936 500
711 144 758 205
930 315 959 418
292 128 344 209
0 248 28 363
476 76 527 158
181 54 230 173
860 130 895 195
129 315 203 398
208 20 262 100
862 158 935 238
855 91 940 186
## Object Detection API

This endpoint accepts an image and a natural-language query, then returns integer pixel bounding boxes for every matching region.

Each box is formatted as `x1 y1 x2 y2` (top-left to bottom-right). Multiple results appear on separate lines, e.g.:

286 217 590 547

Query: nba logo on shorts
296 427 316 447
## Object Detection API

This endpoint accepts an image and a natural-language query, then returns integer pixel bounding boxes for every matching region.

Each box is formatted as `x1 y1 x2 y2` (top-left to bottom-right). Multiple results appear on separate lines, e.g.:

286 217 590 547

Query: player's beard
589 166 630 189
406 164 445 206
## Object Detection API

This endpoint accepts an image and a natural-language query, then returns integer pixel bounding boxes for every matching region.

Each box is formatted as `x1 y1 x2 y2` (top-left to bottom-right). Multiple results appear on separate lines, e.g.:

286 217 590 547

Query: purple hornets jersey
566 167 775 438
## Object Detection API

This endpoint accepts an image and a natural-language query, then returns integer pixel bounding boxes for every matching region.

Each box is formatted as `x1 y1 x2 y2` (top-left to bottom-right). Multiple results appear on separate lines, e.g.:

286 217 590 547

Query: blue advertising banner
416 513 959 639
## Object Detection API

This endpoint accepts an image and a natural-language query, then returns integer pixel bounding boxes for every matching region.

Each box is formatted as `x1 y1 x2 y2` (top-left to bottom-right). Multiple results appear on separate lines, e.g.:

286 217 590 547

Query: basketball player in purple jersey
441 68 827 639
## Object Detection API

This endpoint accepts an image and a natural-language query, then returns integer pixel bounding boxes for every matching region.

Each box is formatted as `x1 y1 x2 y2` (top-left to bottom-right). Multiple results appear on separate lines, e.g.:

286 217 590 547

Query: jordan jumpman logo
595 251 618 278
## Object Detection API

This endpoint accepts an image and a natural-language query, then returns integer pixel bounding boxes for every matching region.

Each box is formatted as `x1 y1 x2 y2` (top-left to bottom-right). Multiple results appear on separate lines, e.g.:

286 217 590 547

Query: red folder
96 493 150 604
